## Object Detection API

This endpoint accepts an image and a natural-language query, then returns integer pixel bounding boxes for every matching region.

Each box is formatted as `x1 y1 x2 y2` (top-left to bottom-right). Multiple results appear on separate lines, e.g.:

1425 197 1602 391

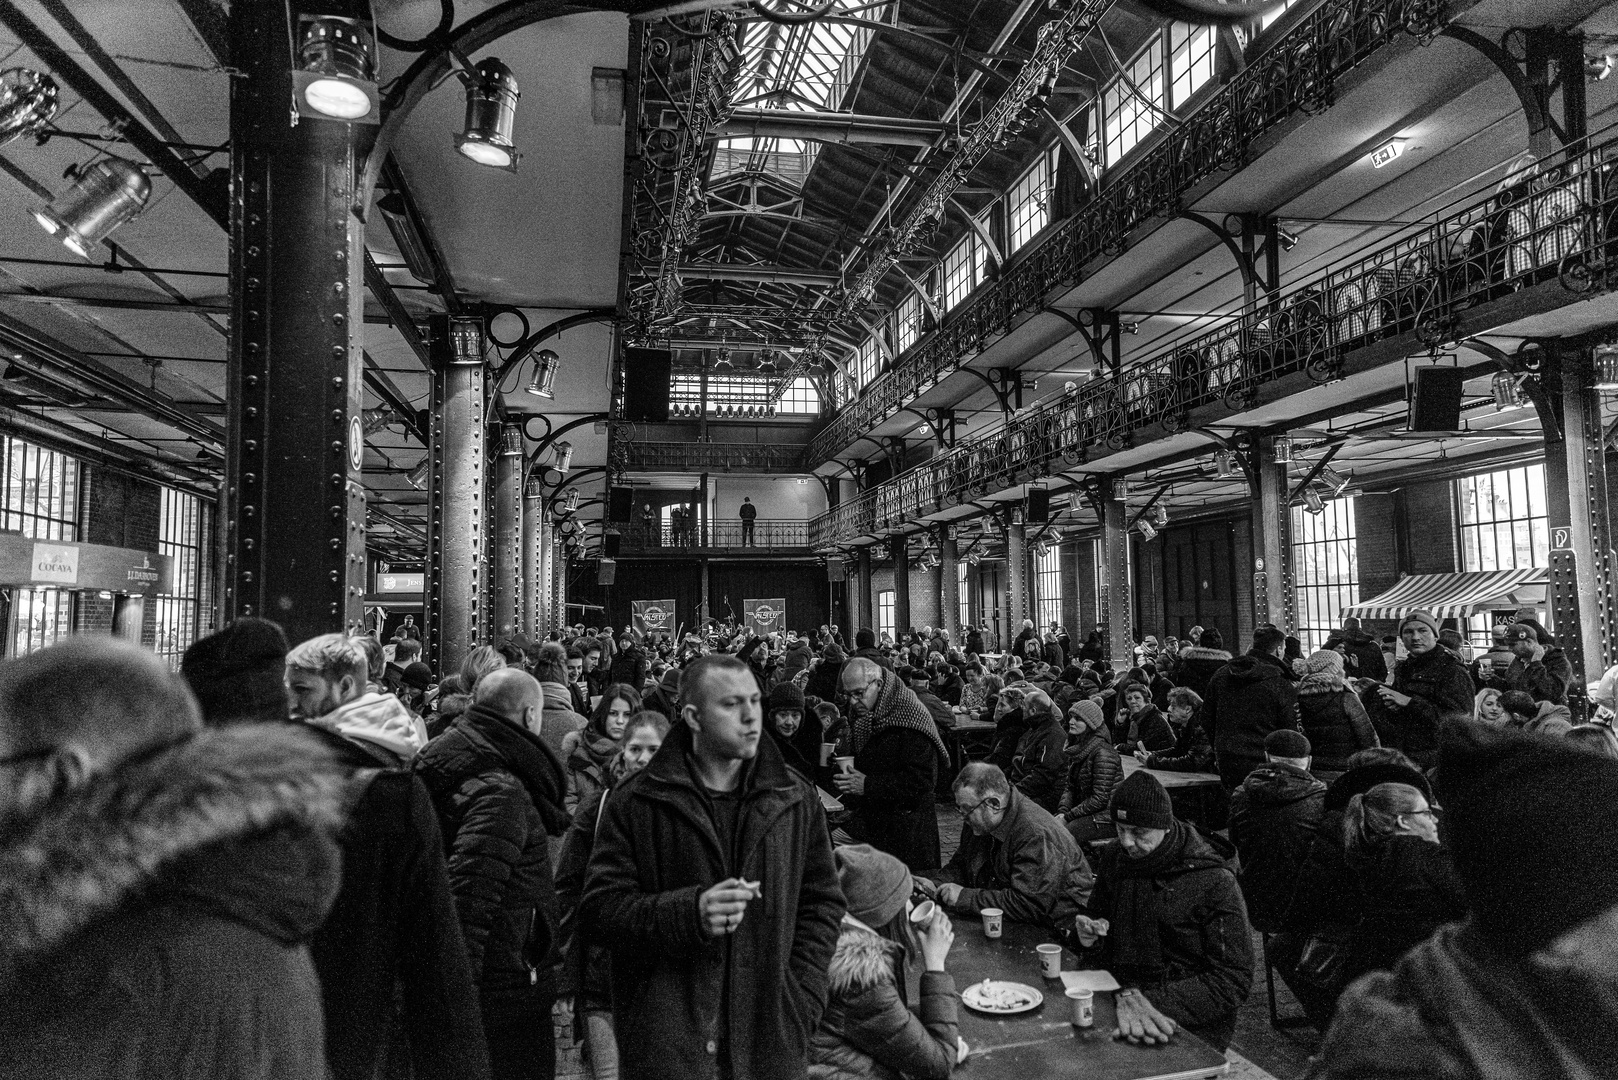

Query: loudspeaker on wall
608 487 633 522
597 558 616 585
1409 367 1465 431
623 347 672 423
1027 488 1050 524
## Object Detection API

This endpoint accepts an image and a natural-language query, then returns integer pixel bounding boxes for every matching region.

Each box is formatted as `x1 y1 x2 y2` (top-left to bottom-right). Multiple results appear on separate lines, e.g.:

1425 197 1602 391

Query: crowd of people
1 605 1614 1080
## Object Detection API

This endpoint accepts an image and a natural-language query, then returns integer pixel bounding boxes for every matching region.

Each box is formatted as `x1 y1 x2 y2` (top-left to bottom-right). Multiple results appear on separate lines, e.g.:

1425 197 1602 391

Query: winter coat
0 725 351 1080
936 788 1094 931
1115 705 1175 755
1007 710 1069 812
562 726 616 815
853 645 893 671
1083 826 1254 1051
413 704 571 1004
536 681 590 761
934 673 964 707
988 707 1027 772
966 628 987 655
1205 652 1301 790
778 641 815 686
808 919 958 1080
1296 684 1380 772
1511 701 1575 737
609 647 649 688
1143 710 1214 773
555 785 614 1016
1335 629 1387 684
806 657 844 703
1381 647 1476 764
849 723 943 870
1342 835 1467 984
1057 731 1123 821
914 687 956 731
1502 646 1573 705
579 723 845 1080
1311 915 1618 1080
301 726 489 1080
1228 762 1327 933
311 690 429 767
1175 646 1233 702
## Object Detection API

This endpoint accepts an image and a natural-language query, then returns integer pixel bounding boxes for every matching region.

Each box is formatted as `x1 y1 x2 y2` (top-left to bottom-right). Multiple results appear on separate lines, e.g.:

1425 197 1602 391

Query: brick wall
1397 480 1457 575
868 566 941 635
1075 539 1098 635
1233 517 1256 649
77 467 162 647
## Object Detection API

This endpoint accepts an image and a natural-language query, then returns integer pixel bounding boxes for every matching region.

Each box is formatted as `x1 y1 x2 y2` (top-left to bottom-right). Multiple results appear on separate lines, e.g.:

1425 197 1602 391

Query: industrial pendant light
455 58 521 170
1302 487 1325 514
293 15 380 123
526 349 559 397
33 159 151 258
406 458 431 489
563 487 580 512
553 440 574 472
0 68 59 148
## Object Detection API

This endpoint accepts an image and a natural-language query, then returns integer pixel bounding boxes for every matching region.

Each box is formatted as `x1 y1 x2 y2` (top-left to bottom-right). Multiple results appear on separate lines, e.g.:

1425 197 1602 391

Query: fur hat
768 682 805 714
1399 610 1440 637
1265 728 1312 759
834 843 912 928
181 618 291 725
1109 769 1173 831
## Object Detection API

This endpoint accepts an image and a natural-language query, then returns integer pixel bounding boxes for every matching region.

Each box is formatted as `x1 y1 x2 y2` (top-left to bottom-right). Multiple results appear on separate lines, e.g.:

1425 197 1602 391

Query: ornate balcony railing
808 130 1618 550
613 438 807 472
619 519 809 550
804 0 1450 468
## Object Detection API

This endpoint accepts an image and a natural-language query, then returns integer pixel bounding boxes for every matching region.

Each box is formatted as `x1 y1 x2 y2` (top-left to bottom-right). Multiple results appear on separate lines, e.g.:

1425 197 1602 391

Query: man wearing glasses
914 762 1094 932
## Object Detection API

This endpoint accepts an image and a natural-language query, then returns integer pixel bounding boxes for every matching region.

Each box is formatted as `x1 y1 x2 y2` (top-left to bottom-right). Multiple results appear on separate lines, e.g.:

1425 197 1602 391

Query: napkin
1060 970 1121 992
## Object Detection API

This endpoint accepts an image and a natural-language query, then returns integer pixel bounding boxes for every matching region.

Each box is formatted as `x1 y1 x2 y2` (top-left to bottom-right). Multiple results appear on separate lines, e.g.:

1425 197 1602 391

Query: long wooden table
1121 755 1223 790
934 918 1229 1079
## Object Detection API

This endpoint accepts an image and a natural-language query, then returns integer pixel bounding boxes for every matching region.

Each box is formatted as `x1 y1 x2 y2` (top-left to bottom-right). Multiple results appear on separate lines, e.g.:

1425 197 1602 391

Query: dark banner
633 598 677 636
744 597 787 637
0 535 172 595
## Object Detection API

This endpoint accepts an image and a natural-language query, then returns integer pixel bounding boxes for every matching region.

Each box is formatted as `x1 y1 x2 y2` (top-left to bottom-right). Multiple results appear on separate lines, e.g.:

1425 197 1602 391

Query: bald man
414 666 570 1080
837 656 949 869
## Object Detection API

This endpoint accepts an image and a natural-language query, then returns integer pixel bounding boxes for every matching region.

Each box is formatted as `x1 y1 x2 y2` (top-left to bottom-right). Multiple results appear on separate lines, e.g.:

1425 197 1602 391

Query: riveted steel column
1099 480 1134 669
522 476 542 637
940 528 961 644
1251 438 1295 633
1007 518 1028 641
857 547 873 631
494 423 524 639
426 317 487 675
225 0 367 642
891 536 911 634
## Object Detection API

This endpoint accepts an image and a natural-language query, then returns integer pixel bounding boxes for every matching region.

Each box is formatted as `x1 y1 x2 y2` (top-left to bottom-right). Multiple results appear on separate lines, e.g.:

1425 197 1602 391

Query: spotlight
1034 542 1049 559
564 487 580 512
1271 437 1293 463
455 58 521 170
526 349 559 397
1152 503 1169 528
1491 370 1524 410
292 15 380 123
1276 227 1300 252
553 440 573 472
0 69 59 149
1589 53 1615 81
34 159 151 259
1597 344 1618 391
1318 465 1352 497
714 348 733 370
1137 520 1158 541
1214 449 1239 478
406 458 431 489
1302 487 1325 514
362 408 394 436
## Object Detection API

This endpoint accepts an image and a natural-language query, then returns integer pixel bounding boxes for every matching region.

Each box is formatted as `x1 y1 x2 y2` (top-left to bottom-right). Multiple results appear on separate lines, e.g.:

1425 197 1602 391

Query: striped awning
1341 568 1547 622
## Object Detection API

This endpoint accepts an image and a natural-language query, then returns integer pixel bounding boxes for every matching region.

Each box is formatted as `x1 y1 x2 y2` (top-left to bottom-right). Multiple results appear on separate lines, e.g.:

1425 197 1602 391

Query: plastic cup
835 755 856 774
820 742 837 766
909 899 936 926
981 908 1003 938
1066 987 1094 1028
1037 943 1063 979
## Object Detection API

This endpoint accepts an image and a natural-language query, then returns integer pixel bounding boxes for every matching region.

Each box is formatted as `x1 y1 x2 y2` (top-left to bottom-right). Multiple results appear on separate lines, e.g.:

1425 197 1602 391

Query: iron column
1251 437 1295 633
940 527 961 644
494 423 524 639
1007 517 1028 642
426 316 487 676
892 536 911 634
1099 479 1134 668
522 476 542 637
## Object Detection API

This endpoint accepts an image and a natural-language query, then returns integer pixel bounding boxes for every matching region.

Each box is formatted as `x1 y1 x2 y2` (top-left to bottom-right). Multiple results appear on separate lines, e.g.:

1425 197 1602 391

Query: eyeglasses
1407 804 1442 819
955 794 996 818
839 678 878 698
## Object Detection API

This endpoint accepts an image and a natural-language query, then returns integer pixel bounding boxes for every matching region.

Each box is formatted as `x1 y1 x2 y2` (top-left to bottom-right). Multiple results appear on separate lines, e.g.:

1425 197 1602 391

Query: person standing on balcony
740 496 757 546
641 502 657 547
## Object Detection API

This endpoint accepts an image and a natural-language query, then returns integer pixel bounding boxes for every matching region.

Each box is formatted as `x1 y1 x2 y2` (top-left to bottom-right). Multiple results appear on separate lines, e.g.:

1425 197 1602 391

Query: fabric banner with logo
632 599 677 636
743 598 787 637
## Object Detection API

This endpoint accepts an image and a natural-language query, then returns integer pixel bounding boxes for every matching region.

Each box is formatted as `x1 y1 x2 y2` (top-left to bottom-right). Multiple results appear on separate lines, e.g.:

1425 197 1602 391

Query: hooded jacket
936 787 1094 931
537 681 590 761
311 690 429 767
1295 680 1380 773
579 723 845 1080
413 703 570 1002
1334 627 1388 684
1175 646 1233 701
0 725 351 1080
1007 708 1068 812
1057 730 1123 821
1205 651 1301 790
1228 762 1326 933
808 918 959 1080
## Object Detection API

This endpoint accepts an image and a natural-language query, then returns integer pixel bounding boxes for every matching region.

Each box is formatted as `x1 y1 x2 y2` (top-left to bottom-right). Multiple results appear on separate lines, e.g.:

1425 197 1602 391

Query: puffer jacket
1007 710 1068 812
808 919 958 1080
935 788 1094 931
1205 652 1301 789
1057 731 1123 821
1228 762 1327 933
413 704 570 1002
1380 647 1476 764
1296 684 1380 772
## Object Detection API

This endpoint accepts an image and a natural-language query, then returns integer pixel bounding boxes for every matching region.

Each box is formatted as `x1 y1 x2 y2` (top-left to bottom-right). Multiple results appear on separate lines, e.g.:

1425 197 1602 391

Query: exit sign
1370 139 1406 168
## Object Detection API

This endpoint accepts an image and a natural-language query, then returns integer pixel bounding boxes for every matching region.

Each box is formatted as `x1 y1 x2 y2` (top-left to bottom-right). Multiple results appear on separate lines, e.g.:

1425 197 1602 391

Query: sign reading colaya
633 599 676 636
0 534 172 595
743 597 787 637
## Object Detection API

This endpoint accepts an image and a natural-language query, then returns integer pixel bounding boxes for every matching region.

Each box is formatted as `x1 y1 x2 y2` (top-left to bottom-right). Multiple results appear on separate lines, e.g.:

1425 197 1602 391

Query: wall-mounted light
553 440 573 472
455 57 521 170
1369 138 1406 169
406 458 431 489
1137 520 1158 541
1302 487 1325 514
1490 370 1524 409
1152 503 1169 528
526 349 559 397
33 159 151 258
1271 437 1294 463
563 486 580 512
293 15 380 123
0 68 59 149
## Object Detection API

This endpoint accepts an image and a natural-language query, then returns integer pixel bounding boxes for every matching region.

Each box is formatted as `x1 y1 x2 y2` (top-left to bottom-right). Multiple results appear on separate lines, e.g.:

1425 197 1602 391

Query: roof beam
715 108 947 147
667 264 841 286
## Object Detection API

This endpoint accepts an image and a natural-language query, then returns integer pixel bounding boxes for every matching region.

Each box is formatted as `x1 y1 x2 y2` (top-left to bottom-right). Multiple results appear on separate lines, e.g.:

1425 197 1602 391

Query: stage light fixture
1490 370 1524 409
1214 449 1239 478
1302 487 1325 514
553 440 574 472
1318 465 1352 496
1137 521 1158 541
33 158 152 259
455 58 521 170
1152 503 1169 528
526 349 559 397
0 68 59 149
293 15 380 123
361 408 394 436
1597 344 1618 390
406 458 430 489
1276 227 1300 252
1271 437 1294 463
564 487 580 512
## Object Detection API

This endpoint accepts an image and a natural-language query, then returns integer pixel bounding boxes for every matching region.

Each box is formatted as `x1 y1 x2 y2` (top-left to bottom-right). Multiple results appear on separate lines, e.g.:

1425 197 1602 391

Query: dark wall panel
707 562 829 632
566 560 829 636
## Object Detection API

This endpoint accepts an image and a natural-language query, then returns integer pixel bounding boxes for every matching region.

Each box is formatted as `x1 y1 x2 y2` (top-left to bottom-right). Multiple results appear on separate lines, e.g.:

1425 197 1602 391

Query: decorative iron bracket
1043 307 1122 377
1179 212 1281 306
1442 26 1587 158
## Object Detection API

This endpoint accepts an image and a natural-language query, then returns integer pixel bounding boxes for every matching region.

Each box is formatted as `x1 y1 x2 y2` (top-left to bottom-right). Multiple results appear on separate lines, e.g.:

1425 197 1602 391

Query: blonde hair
286 633 368 687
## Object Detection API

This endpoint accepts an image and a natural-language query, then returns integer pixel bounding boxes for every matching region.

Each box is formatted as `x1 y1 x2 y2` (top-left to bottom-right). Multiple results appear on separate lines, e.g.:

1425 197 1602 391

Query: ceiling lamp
33 159 151 259
553 440 573 472
1271 437 1294 463
714 348 732 370
1214 449 1239 478
563 487 580 512
1302 487 1326 514
292 15 380 123
1490 369 1525 409
0 68 59 149
455 58 521 170
1137 520 1158 542
526 349 559 397
1152 503 1169 528
1318 465 1352 496
406 458 431 490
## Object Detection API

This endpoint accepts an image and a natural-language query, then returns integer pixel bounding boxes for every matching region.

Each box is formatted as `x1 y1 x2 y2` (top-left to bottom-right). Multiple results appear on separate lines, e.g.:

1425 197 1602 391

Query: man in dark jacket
1228 729 1327 934
1372 611 1476 765
921 762 1094 932
1330 617 1387 684
851 626 892 670
1498 621 1572 705
1074 770 1254 1052
1006 687 1068 812
0 637 348 1080
580 653 844 1080
415 668 571 1080
1175 628 1233 701
904 665 956 731
1204 625 1301 790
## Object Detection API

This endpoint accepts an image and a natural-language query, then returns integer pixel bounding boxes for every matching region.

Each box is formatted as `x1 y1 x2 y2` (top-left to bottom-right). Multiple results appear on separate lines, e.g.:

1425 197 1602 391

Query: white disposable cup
1037 943 1062 979
1066 987 1094 1027
981 907 1003 938
909 899 936 926
835 755 855 774
820 742 836 766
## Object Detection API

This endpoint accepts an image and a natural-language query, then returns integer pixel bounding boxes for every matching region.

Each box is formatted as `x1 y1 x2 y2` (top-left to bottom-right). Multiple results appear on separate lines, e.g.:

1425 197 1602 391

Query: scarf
573 729 619 771
1106 820 1193 980
851 668 949 763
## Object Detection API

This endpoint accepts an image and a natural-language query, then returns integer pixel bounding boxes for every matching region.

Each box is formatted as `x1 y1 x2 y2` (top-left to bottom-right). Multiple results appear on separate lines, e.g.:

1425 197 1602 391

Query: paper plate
961 980 1043 1014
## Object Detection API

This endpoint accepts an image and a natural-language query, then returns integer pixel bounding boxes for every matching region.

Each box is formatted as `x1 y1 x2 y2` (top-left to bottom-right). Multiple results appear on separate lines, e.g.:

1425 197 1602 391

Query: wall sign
0 535 171 594
377 572 425 594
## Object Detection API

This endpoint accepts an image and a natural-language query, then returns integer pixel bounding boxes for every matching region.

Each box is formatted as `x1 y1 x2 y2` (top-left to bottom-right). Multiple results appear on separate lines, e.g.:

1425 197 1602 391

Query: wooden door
1160 521 1238 643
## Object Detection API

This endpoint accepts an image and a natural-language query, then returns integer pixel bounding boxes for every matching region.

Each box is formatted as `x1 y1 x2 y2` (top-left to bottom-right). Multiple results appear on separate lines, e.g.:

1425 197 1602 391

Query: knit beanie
401 661 434 690
768 682 805 714
1265 728 1312 759
1442 722 1618 954
1109 769 1174 831
1400 610 1440 637
181 617 291 725
1069 699 1105 731
834 843 913 928
1303 649 1345 678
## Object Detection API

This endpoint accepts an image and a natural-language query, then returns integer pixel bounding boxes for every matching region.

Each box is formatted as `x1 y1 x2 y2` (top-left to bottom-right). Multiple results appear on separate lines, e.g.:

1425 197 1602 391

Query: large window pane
1035 546 1062 633
877 589 895 640
1102 34 1165 167
1456 463 1549 645
1291 496 1358 653
1169 22 1215 108
155 486 211 669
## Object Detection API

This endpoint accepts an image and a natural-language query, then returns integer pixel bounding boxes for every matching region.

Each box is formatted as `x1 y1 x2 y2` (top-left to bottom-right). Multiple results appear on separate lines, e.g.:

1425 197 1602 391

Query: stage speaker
603 531 622 558
597 558 617 585
1027 487 1050 524
827 561 847 583
608 486 634 522
623 347 672 422
1409 367 1465 431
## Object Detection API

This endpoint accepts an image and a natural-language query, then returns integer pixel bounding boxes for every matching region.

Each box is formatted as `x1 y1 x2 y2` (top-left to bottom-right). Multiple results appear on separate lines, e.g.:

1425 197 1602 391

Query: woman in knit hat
1072 769 1253 1051
809 843 965 1080
765 681 824 778
1294 649 1380 772
1058 699 1122 844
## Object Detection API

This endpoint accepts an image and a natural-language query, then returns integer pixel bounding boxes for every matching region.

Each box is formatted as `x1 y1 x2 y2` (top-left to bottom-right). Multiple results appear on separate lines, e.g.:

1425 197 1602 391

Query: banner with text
744 598 787 637
633 599 677 636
